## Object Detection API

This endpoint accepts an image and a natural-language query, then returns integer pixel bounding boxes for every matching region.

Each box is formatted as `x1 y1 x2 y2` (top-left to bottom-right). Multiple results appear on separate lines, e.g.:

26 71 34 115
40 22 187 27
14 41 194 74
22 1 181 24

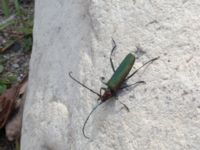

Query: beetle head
101 89 112 102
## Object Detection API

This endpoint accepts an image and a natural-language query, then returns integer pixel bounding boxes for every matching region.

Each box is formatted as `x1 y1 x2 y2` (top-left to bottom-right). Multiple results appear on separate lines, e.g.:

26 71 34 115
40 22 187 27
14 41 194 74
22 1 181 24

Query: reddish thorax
101 90 113 102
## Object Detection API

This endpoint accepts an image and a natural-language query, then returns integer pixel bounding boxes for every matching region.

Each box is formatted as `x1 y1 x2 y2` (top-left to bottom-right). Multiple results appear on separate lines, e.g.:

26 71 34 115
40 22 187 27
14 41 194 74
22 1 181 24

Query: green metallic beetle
69 39 159 139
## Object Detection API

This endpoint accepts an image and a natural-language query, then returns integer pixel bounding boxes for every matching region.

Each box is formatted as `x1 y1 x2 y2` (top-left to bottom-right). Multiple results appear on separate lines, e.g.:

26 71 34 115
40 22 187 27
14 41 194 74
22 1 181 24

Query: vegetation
0 0 33 94
0 0 34 149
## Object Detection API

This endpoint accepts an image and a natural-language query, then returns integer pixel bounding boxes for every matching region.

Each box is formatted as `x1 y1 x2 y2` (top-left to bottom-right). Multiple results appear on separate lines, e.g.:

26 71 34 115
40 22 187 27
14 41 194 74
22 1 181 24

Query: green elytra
107 53 135 92
69 39 159 139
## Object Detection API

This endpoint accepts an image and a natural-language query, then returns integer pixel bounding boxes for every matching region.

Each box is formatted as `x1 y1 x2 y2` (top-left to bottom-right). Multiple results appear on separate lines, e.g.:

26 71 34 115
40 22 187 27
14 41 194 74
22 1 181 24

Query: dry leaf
0 75 28 129
6 106 23 141
5 80 27 141
0 40 16 52
19 81 27 96
0 86 19 128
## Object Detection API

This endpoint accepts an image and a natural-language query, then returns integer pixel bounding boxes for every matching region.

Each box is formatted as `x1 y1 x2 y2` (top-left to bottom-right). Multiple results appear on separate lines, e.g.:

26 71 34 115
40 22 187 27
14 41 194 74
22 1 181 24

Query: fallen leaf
5 79 27 141
19 81 27 96
6 106 22 141
0 86 19 128
0 40 16 52
0 74 28 129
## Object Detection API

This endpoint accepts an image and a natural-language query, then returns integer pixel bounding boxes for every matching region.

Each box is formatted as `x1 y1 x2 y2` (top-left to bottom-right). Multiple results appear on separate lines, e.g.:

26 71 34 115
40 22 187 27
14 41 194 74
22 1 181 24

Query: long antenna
82 101 104 139
69 72 101 97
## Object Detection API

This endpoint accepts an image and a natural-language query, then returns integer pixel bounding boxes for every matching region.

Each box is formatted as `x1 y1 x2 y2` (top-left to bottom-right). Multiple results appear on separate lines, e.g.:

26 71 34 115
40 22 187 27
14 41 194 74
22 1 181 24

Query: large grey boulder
21 0 200 149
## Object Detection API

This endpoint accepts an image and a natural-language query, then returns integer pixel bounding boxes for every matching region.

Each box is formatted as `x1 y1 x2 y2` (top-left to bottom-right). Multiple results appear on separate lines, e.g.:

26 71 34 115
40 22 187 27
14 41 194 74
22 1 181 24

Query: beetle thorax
101 89 113 102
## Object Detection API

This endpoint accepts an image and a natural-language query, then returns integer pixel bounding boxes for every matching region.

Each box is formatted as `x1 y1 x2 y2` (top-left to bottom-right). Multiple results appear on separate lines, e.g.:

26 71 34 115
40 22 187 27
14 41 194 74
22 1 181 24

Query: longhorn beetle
69 39 159 139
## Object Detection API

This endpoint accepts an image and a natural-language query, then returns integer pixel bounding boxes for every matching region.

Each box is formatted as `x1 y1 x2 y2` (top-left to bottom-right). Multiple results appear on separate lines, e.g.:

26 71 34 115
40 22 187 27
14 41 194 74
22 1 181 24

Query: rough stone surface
21 0 200 150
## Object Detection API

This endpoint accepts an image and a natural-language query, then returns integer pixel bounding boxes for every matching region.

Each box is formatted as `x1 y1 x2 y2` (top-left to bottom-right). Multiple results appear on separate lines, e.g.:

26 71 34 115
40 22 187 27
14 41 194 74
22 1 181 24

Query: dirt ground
0 0 34 149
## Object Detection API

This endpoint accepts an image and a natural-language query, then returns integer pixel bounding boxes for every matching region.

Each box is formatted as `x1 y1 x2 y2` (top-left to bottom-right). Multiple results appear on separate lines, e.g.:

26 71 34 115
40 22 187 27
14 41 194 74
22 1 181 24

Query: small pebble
12 64 19 68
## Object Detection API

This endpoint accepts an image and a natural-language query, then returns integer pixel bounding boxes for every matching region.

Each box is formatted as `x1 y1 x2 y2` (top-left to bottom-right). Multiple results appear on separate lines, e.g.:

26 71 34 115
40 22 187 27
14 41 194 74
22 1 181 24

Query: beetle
69 39 159 139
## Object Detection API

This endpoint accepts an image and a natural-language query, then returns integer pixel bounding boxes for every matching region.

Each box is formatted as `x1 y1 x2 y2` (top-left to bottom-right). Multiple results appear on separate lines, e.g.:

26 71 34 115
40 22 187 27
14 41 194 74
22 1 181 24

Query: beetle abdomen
107 53 135 92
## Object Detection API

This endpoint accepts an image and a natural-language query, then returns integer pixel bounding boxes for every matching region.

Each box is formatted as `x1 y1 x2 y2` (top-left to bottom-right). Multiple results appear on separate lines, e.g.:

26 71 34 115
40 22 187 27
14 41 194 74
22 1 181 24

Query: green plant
0 65 4 73
0 0 33 52
0 83 6 95
22 36 32 52
0 0 32 94
1 0 10 17
14 0 21 16
0 74 17 95
1 0 22 17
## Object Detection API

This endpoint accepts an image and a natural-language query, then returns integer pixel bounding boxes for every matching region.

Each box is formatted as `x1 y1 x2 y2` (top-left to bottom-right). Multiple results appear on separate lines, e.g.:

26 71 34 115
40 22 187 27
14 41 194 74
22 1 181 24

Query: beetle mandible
69 39 159 139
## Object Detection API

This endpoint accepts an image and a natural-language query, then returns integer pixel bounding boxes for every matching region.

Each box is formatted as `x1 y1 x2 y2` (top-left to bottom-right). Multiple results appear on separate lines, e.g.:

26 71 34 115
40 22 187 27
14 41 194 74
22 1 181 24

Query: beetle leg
125 56 159 81
118 101 130 112
120 81 146 90
110 39 117 72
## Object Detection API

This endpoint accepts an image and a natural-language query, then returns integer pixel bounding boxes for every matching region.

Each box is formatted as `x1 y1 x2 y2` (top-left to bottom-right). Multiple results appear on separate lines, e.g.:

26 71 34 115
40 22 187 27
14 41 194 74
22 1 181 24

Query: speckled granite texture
21 0 200 149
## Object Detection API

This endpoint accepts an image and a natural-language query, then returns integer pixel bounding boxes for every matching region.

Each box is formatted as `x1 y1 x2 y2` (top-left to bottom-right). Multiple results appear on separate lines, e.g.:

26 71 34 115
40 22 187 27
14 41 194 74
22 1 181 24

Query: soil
0 1 34 149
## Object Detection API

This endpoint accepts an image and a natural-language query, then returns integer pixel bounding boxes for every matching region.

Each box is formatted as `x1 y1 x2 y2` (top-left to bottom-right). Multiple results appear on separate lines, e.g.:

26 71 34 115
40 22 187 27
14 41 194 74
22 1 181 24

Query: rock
21 0 200 150
12 64 19 68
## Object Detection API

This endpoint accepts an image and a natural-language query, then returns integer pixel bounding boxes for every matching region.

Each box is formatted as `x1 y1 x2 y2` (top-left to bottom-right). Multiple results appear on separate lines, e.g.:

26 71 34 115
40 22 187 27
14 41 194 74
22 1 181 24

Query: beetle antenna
69 72 101 97
110 38 117 72
82 101 104 139
125 56 159 81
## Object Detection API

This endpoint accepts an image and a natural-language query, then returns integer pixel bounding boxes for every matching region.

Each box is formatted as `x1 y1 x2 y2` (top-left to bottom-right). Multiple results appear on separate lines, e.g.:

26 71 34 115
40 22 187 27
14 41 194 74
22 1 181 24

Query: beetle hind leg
118 101 130 112
120 81 146 90
125 56 159 81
